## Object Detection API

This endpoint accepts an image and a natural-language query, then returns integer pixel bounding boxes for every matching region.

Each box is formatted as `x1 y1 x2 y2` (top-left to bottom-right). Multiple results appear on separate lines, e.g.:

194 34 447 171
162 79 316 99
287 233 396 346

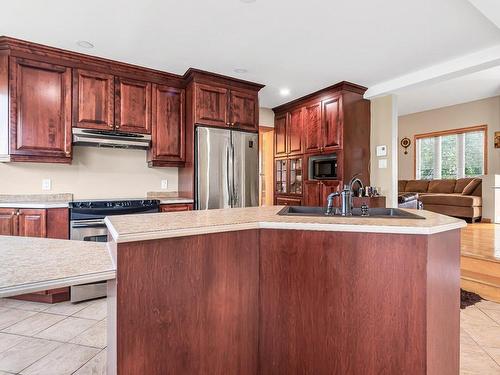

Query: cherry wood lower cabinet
353 195 387 208
275 196 302 206
304 180 341 206
159 203 192 212
109 228 460 375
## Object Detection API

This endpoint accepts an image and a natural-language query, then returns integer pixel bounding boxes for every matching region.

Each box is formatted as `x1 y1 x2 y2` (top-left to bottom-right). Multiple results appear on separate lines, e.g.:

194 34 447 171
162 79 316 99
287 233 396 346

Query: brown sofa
398 178 482 221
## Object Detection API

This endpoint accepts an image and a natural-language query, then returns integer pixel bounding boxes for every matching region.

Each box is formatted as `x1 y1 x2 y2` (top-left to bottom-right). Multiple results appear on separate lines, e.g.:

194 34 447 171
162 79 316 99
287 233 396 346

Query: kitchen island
105 206 465 375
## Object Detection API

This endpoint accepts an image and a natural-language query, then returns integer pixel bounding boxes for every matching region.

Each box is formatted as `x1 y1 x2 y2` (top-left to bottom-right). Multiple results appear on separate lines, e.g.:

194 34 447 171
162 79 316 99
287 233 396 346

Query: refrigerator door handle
230 142 237 206
226 145 233 206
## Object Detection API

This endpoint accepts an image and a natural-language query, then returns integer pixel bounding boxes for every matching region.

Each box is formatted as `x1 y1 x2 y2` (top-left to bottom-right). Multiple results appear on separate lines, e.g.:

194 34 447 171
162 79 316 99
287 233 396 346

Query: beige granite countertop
0 236 115 297
0 193 72 208
105 206 467 243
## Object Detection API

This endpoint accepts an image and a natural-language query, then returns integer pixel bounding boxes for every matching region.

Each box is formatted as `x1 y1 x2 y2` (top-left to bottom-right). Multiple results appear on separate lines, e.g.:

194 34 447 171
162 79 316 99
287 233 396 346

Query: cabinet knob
16 211 20 216
115 125 120 129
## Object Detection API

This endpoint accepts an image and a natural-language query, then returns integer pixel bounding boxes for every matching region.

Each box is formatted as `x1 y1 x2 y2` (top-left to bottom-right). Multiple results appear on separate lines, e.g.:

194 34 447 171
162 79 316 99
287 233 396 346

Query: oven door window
71 220 109 242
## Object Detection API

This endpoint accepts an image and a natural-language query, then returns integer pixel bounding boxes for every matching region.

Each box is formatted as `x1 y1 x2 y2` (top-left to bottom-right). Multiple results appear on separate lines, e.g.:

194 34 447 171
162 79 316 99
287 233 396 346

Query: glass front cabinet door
289 157 303 195
275 159 287 194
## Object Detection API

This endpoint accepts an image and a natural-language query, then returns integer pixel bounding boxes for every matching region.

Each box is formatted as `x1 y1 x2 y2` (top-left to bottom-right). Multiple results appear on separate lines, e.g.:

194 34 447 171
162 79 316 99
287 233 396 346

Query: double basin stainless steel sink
277 206 425 219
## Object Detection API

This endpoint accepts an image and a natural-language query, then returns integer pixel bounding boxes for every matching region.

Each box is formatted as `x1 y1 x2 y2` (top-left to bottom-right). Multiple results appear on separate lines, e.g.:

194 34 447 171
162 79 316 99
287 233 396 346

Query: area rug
461 289 483 309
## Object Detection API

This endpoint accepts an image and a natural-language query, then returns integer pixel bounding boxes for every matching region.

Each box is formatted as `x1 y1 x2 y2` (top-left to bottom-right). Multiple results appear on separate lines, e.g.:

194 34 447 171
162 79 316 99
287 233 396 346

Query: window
415 125 487 180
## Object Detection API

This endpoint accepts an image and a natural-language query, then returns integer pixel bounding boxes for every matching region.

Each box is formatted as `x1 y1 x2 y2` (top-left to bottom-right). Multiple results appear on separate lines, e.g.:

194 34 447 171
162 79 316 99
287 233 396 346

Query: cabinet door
274 114 287 157
115 77 151 134
320 181 341 207
322 96 342 150
0 209 18 236
17 209 47 238
195 83 228 127
275 159 288 195
288 108 303 155
276 197 302 206
149 85 185 165
160 203 192 212
73 69 114 131
304 181 321 206
230 90 258 131
10 58 72 161
288 158 303 195
304 102 322 153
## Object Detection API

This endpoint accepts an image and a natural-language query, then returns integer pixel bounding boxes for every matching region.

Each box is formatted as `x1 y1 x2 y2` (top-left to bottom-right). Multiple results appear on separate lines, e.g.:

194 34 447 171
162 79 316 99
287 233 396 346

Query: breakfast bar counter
105 206 465 375
0 236 115 298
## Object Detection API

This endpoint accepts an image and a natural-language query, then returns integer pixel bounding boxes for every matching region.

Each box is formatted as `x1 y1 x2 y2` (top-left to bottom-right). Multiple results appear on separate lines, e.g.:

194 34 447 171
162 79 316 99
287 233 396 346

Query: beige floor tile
460 350 500 374
482 310 500 326
73 349 107 375
0 308 37 330
485 347 500 366
72 300 107 321
70 320 107 349
477 300 500 312
0 371 15 374
465 325 500 349
20 343 99 375
43 301 93 317
0 337 61 373
461 306 498 330
0 333 25 354
2 312 66 336
35 317 98 342
0 299 50 313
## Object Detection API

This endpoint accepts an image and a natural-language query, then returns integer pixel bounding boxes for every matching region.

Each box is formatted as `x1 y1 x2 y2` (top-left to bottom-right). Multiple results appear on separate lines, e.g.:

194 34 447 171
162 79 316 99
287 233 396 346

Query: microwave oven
309 154 338 179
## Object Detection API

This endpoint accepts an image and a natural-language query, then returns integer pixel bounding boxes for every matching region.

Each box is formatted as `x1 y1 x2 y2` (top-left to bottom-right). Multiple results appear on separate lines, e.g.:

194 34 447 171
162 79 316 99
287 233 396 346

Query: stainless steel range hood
72 128 151 150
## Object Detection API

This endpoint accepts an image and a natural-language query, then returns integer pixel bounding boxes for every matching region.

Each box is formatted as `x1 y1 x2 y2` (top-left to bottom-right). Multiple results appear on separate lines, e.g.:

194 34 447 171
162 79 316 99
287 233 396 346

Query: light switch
378 159 387 169
42 179 51 191
161 179 168 190
376 145 387 157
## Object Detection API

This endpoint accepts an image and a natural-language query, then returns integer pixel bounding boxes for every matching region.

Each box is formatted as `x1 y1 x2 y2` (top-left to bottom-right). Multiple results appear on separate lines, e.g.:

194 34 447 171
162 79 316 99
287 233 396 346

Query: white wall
0 147 178 199
370 95 398 207
259 107 275 127
398 96 500 179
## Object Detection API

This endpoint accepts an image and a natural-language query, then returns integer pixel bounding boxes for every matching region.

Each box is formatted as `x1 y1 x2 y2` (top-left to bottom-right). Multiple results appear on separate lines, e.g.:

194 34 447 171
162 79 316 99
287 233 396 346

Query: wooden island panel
111 227 460 375
114 230 259 375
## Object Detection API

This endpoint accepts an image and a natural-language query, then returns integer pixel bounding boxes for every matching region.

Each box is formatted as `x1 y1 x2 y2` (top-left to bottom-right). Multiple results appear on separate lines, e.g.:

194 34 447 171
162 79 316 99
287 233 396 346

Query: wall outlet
378 159 388 169
42 179 52 191
161 179 168 190
376 145 387 157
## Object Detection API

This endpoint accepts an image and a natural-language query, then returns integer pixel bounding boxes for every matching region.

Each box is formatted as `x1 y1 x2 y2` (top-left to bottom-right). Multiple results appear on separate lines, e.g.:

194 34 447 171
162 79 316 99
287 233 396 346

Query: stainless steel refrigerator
195 126 259 209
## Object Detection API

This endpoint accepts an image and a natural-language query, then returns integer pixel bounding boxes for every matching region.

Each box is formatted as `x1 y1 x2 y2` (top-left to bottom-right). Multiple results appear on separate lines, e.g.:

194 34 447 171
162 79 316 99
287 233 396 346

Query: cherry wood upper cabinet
322 96 342 150
9 57 72 162
304 102 322 153
73 69 114 131
229 90 258 131
0 209 17 236
274 114 287 157
288 108 303 155
148 85 185 166
195 83 228 127
115 77 151 134
17 209 47 238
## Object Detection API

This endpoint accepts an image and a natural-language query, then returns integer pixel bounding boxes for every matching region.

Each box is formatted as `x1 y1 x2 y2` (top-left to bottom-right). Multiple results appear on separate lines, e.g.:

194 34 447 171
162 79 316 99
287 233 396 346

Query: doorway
259 126 274 206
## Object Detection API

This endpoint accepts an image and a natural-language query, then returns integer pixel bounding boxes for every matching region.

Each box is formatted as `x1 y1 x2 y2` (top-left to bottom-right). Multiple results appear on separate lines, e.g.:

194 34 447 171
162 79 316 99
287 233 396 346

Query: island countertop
0 236 116 298
105 205 466 243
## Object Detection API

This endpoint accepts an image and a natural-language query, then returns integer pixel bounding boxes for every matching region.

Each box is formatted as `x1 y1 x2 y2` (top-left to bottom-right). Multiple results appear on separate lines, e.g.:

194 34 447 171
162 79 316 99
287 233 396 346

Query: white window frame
415 125 487 180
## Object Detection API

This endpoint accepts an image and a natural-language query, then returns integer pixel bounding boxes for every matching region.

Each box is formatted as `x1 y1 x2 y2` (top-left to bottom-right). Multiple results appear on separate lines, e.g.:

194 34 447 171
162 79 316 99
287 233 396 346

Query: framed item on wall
495 131 500 148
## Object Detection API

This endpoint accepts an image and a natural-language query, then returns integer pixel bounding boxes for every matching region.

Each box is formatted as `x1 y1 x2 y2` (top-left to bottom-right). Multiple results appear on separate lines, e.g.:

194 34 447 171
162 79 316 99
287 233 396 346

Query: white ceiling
397 65 500 115
1 0 500 108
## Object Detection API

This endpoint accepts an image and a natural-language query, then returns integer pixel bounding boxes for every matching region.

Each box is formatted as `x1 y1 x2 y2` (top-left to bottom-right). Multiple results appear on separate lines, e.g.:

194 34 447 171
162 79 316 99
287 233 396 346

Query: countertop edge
0 202 70 208
0 270 116 298
107 219 467 243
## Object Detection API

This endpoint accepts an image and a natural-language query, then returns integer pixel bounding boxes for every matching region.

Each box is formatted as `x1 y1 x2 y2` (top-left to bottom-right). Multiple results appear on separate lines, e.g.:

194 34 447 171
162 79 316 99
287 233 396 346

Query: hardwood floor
461 223 500 303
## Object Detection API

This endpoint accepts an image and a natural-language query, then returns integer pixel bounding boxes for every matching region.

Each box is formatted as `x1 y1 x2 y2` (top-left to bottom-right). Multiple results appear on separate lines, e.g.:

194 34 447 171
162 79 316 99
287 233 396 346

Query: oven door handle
71 219 106 228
